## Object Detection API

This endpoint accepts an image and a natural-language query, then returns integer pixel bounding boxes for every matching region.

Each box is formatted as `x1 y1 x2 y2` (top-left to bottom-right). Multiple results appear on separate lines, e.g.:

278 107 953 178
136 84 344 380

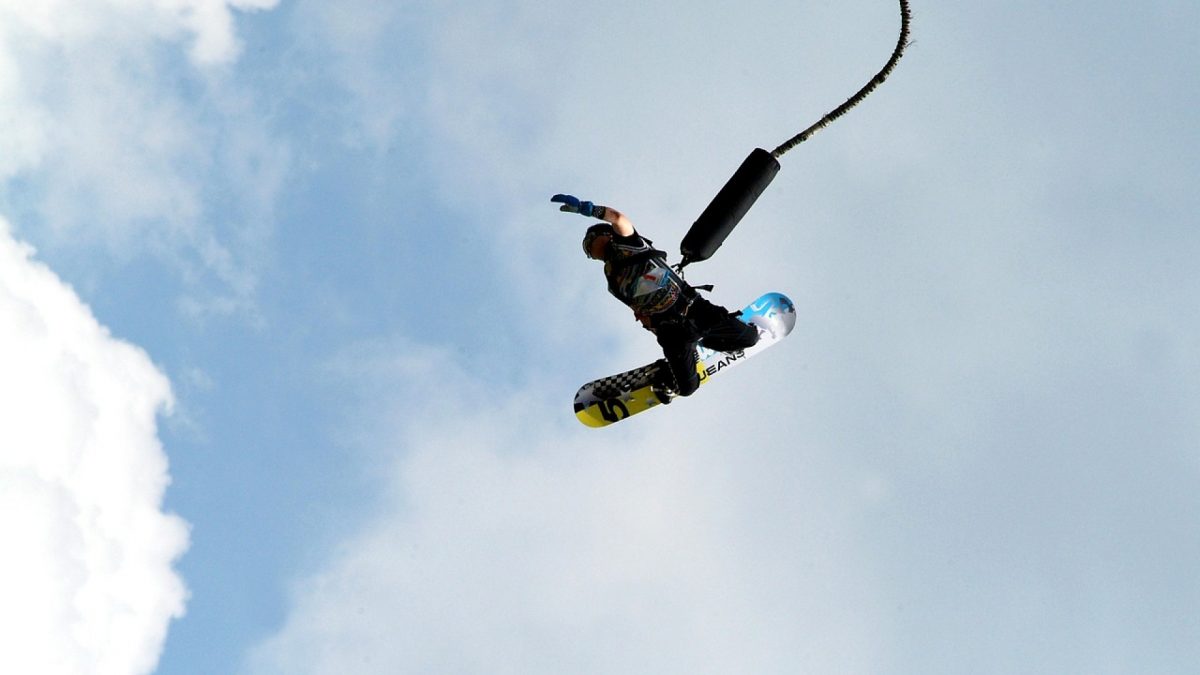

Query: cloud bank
0 218 189 675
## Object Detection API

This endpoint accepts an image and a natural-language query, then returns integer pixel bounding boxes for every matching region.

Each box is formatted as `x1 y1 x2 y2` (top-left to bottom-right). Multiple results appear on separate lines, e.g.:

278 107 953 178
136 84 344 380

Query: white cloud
173 0 281 65
0 0 284 316
0 217 189 675
245 341 882 674
0 0 277 66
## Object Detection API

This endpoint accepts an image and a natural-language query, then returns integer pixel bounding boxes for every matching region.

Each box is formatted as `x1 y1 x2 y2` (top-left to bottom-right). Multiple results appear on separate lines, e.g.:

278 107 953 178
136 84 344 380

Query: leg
655 321 701 397
690 297 759 352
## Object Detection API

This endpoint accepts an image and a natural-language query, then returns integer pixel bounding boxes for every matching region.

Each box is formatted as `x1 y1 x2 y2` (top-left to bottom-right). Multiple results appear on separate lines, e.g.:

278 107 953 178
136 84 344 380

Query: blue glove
551 194 597 218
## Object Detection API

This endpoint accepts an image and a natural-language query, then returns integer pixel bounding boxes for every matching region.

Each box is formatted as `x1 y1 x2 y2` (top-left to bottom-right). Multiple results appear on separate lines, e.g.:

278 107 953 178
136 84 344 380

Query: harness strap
607 248 667 271
604 248 669 296
606 245 706 328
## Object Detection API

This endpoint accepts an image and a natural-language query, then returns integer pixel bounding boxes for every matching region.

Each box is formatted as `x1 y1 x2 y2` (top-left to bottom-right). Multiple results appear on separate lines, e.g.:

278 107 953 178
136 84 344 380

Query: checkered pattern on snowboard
581 362 660 401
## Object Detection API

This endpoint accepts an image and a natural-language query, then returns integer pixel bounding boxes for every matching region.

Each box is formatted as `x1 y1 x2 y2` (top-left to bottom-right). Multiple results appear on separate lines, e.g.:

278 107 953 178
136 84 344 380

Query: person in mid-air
553 193 759 401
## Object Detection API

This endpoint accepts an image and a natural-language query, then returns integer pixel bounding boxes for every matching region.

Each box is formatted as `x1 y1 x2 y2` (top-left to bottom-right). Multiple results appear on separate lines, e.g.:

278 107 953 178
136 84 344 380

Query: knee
727 319 759 350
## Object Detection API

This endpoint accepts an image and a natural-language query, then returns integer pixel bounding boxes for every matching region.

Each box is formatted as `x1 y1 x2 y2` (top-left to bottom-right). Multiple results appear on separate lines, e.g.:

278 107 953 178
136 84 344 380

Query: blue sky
1 0 1198 673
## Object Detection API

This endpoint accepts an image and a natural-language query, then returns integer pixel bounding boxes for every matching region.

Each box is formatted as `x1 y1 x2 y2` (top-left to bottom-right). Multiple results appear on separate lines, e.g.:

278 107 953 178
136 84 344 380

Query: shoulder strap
607 247 667 272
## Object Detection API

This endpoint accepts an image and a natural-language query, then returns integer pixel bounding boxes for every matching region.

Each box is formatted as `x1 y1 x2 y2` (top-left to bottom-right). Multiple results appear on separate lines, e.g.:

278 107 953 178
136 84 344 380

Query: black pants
654 296 759 396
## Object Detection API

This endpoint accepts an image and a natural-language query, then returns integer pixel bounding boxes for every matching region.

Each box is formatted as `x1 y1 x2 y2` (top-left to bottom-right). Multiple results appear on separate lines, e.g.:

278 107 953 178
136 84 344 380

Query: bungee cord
772 0 913 159
679 0 913 268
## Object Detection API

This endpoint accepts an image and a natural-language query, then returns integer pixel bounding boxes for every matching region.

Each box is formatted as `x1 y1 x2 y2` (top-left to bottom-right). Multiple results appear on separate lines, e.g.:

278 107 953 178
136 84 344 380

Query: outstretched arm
551 194 635 237
594 205 634 237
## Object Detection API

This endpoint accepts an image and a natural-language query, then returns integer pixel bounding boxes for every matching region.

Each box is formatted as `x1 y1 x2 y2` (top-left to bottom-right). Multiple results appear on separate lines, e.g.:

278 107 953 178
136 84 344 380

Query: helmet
581 223 615 259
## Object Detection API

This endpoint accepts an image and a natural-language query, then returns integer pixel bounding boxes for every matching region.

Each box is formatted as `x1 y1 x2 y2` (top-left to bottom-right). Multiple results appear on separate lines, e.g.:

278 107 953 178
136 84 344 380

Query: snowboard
573 292 796 427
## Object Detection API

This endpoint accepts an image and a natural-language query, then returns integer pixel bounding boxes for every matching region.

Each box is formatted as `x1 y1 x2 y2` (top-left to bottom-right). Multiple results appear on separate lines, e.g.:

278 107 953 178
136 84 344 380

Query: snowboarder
553 193 759 401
